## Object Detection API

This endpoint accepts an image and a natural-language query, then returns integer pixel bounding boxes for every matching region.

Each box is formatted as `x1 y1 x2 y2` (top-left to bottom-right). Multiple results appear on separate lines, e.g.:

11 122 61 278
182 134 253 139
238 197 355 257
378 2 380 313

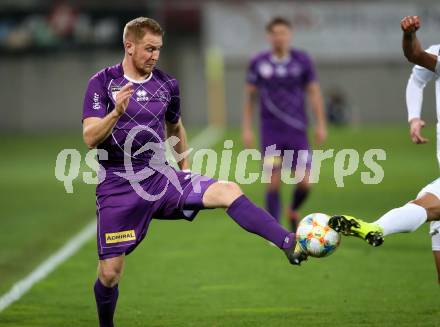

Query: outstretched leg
202 181 307 265
329 185 440 247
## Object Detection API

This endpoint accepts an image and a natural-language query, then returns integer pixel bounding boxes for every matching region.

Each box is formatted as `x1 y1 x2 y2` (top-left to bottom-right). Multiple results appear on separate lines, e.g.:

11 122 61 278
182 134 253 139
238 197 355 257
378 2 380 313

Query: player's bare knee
99 266 122 287
212 181 243 207
412 200 440 221
98 260 123 287
222 181 243 204
203 181 243 208
296 170 311 190
267 179 281 192
297 180 311 191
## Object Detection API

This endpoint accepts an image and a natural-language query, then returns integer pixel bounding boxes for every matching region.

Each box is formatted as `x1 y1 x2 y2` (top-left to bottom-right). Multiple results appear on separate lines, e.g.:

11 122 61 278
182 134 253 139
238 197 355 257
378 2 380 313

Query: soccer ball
296 213 340 258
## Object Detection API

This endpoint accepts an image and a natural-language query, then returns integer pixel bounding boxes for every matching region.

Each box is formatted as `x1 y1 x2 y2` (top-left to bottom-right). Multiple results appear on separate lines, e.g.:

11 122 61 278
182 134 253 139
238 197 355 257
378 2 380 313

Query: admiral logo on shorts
105 230 136 244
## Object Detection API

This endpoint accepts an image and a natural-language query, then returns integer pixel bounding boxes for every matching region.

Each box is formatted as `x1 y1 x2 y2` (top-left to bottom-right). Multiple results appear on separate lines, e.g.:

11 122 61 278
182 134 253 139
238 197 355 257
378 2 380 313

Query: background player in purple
242 17 327 232
82 17 307 327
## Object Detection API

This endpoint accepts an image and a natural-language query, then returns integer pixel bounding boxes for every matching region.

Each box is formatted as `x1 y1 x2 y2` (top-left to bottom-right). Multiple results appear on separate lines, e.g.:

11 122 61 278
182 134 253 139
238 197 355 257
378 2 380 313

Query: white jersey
406 44 440 164
406 45 440 247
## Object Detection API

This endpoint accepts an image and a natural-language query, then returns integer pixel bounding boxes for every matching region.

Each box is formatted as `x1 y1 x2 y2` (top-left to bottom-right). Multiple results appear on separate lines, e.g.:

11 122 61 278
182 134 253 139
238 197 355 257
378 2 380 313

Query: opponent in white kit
328 16 440 282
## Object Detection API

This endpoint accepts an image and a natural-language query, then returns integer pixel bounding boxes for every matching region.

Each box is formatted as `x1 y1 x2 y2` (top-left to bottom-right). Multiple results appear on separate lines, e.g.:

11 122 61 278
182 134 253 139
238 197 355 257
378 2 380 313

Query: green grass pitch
0 125 439 327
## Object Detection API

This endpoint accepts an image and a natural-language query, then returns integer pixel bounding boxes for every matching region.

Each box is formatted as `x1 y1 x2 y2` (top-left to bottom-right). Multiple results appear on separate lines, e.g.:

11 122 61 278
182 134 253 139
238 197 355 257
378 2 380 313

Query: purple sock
291 187 310 211
94 279 118 327
226 194 294 249
265 190 280 222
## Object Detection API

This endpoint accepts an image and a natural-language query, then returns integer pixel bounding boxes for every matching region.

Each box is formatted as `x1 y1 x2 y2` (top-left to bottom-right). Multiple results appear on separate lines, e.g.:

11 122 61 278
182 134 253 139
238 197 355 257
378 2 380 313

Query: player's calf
204 182 305 264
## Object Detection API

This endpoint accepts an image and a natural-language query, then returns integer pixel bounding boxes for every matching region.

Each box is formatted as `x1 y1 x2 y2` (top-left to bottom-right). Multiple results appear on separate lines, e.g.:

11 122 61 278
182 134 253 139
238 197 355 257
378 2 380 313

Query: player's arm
83 83 133 149
166 118 189 170
406 47 436 144
306 81 327 145
401 16 438 72
242 83 257 148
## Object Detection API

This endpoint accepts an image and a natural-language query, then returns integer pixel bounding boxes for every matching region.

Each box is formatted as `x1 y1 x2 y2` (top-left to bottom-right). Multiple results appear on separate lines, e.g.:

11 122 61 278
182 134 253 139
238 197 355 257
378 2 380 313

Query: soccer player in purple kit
242 17 327 232
82 17 307 327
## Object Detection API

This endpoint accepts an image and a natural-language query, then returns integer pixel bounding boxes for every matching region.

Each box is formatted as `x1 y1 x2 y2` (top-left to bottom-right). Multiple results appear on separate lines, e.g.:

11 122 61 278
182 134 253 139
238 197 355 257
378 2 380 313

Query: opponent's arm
83 83 133 149
401 16 438 72
307 81 327 145
166 118 189 170
406 55 435 144
242 83 257 148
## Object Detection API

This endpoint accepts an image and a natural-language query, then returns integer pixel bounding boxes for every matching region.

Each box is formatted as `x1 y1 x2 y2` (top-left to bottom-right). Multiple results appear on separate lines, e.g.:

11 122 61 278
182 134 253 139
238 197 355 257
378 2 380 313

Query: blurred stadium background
1 1 440 326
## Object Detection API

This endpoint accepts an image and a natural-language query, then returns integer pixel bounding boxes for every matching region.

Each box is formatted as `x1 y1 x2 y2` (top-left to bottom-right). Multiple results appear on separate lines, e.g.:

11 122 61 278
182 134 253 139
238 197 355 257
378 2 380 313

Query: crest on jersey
158 91 170 103
111 86 122 101
258 62 273 79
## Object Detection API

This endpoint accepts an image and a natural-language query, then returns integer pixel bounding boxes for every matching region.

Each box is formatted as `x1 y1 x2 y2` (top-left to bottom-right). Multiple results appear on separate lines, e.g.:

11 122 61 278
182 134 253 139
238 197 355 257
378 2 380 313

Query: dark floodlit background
1 1 439 326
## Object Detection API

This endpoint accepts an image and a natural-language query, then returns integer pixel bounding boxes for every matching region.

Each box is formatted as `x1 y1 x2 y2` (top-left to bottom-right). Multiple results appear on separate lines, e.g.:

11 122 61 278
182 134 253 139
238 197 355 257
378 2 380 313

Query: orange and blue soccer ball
296 213 341 258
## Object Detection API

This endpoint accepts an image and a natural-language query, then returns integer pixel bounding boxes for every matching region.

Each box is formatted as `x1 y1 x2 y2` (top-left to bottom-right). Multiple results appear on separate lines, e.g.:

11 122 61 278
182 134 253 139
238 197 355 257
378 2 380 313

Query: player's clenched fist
401 16 420 34
115 82 134 116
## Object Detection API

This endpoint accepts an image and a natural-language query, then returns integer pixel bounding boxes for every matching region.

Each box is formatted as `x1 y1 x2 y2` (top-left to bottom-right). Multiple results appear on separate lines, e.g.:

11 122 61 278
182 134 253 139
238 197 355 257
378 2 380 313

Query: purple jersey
246 49 316 137
82 63 180 169
83 64 218 259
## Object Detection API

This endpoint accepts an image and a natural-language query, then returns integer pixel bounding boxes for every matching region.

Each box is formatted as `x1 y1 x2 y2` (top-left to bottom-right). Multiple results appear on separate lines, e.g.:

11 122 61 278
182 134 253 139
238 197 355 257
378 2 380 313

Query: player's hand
242 128 254 148
315 124 327 146
115 82 134 116
401 16 420 35
409 118 428 144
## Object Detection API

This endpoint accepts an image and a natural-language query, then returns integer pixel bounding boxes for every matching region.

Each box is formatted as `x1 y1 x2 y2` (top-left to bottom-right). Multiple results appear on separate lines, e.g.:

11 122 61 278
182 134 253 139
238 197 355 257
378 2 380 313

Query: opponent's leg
94 255 125 327
202 181 307 265
330 178 440 246
328 203 427 247
265 169 281 223
412 192 440 221
288 170 311 232
373 202 427 236
328 192 440 247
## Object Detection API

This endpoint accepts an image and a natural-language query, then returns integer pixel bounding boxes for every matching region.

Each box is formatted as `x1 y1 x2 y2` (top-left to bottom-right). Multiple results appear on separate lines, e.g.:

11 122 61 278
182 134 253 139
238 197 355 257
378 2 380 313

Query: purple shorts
96 168 216 260
261 133 312 170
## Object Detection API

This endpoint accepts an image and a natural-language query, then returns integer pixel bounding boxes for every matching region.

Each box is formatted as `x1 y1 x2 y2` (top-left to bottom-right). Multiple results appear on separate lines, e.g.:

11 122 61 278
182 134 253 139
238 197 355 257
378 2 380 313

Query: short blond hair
123 17 163 43
266 16 292 32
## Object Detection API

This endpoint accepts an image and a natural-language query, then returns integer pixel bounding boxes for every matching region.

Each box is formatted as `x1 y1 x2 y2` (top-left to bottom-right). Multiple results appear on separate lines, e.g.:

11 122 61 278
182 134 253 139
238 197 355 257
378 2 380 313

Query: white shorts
432 224 440 251
416 177 440 200
417 178 440 251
